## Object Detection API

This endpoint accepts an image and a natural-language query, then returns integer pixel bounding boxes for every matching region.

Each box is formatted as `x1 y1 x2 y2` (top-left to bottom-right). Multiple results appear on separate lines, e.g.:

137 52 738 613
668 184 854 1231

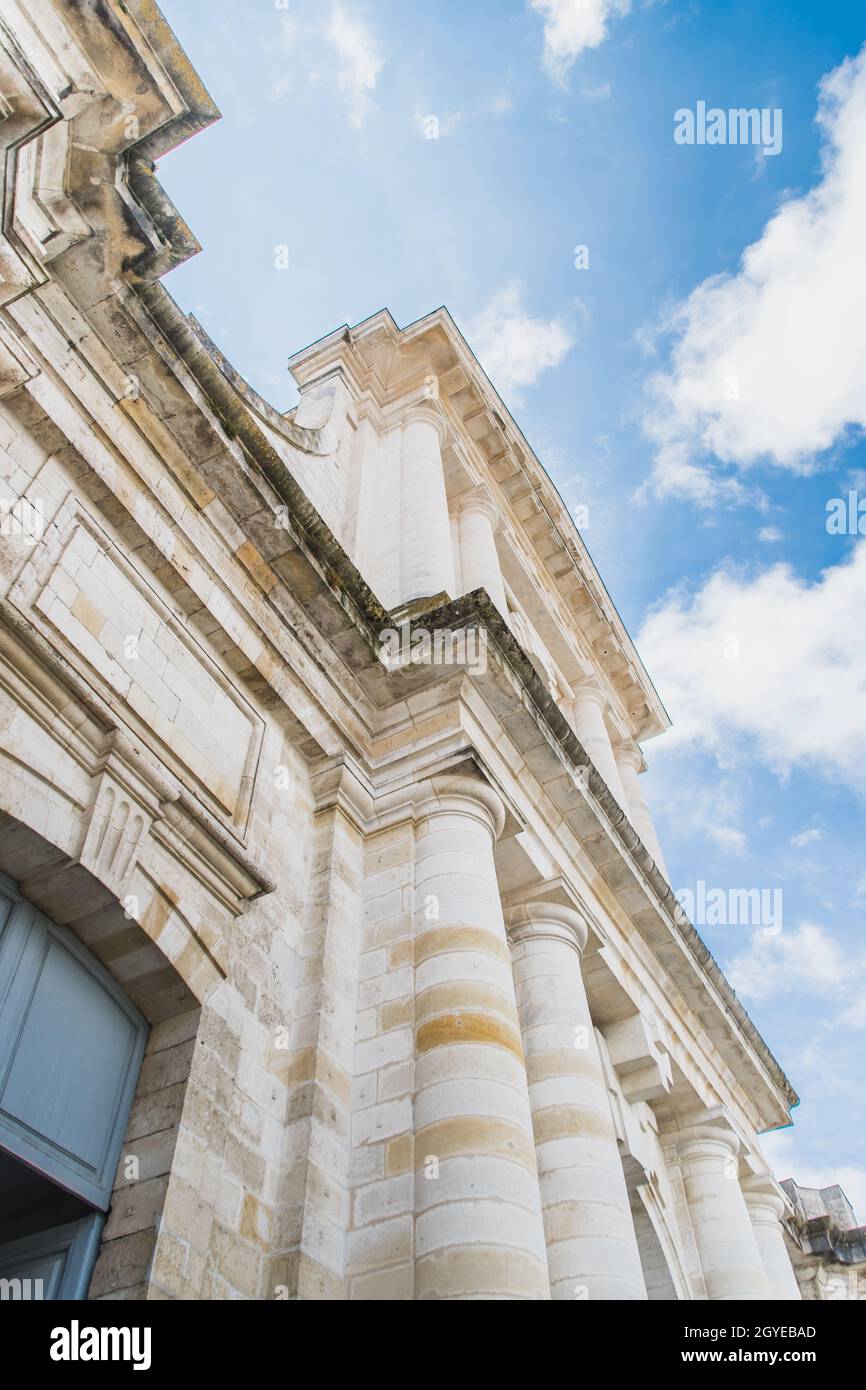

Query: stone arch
0 811 198 1023
0 812 200 1300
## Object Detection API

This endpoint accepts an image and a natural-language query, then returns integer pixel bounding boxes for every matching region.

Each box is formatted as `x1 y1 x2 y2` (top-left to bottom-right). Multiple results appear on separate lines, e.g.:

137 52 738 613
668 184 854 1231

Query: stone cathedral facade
0 0 861 1302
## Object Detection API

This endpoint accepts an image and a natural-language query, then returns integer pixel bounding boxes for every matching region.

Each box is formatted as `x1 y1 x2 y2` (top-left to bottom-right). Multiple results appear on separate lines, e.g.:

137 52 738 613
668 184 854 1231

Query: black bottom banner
2 1294 856 1376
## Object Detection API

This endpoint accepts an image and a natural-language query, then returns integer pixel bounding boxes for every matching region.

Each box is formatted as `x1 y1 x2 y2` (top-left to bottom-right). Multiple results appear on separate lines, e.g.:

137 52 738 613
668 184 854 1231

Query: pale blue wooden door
0 874 148 1298
0 1214 105 1299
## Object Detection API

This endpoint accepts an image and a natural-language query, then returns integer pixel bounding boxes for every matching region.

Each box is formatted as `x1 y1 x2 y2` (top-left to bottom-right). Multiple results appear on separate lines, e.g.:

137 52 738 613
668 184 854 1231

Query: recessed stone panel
10 503 262 831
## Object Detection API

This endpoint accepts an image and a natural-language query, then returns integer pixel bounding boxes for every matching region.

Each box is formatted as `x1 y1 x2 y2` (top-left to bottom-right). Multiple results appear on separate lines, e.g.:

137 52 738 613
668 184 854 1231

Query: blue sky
157 0 866 1213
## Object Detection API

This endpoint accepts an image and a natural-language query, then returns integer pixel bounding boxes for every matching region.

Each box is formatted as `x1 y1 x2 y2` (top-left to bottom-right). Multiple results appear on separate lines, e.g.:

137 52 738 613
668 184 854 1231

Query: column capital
402 401 448 445
504 899 588 955
415 771 506 841
741 1174 788 1223
677 1110 741 1164
614 739 646 775
572 679 607 711
455 485 501 530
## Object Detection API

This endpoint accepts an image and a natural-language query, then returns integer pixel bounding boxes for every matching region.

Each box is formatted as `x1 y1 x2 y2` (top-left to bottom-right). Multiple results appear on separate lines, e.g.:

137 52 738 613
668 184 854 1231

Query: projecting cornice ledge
180 315 334 458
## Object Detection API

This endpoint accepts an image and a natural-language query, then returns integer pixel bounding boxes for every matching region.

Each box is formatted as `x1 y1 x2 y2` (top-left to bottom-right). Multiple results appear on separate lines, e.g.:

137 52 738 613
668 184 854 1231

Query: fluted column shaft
400 407 455 605
614 743 670 882
742 1178 802 1300
571 683 628 809
458 491 509 620
413 775 549 1300
678 1122 772 1300
506 901 647 1300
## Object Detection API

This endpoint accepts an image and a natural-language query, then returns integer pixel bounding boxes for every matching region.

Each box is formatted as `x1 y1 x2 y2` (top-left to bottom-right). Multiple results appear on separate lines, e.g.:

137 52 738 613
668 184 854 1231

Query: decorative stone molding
604 1012 673 1105
454 484 501 529
402 400 449 445
0 319 39 397
310 753 375 831
414 769 506 842
743 1173 788 1223
79 748 160 901
504 897 588 955
677 1110 741 1164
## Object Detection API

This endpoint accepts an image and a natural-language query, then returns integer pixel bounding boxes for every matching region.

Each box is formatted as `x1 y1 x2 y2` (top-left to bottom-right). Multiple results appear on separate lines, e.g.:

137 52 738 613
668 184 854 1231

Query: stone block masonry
0 0 854 1303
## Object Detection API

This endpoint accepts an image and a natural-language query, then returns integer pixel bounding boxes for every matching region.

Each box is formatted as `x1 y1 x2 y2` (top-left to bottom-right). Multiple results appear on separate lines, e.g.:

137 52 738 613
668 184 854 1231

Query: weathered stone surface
0 0 854 1305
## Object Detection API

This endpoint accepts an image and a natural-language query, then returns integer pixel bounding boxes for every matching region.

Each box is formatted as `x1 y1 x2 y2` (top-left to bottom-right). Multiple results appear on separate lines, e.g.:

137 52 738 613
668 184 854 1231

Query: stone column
413 774 549 1300
678 1119 771 1300
399 405 455 605
614 742 670 882
457 489 509 620
506 900 647 1300
571 682 628 809
742 1176 802 1300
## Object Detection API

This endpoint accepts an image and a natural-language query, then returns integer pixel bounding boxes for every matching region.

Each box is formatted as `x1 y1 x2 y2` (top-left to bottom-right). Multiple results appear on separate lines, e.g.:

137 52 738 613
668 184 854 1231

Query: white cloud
581 80 612 101
727 919 866 1046
466 283 574 397
791 827 823 848
638 543 866 794
758 526 782 543
531 0 631 83
325 5 383 127
642 45 866 502
273 5 383 127
644 759 751 860
709 824 748 855
728 922 847 1003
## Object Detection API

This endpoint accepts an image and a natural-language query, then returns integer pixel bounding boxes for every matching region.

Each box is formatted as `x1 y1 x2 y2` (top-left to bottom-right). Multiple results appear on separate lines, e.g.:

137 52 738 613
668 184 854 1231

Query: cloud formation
326 5 383 127
530 0 631 83
791 827 823 848
728 922 847 1002
466 283 574 397
638 543 866 794
642 45 866 502
275 5 384 126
